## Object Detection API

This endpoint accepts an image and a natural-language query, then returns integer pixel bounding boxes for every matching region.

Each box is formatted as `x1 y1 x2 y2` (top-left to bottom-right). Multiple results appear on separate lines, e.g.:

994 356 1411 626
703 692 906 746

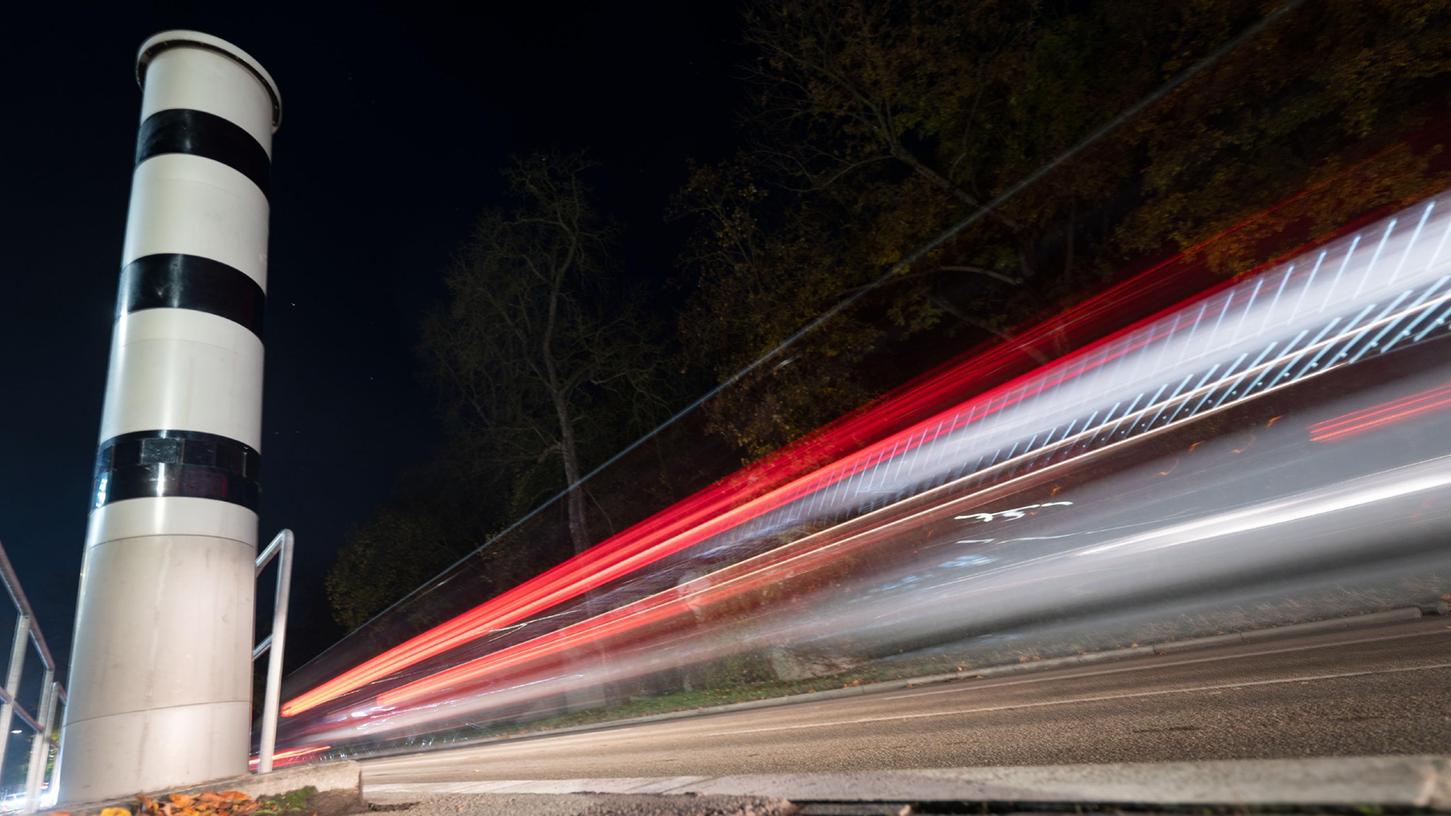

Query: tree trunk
552 389 592 556
538 248 591 557
548 384 616 710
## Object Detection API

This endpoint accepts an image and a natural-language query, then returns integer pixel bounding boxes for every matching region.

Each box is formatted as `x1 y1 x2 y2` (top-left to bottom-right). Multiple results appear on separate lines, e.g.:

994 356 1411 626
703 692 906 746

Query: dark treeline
324 0 1451 632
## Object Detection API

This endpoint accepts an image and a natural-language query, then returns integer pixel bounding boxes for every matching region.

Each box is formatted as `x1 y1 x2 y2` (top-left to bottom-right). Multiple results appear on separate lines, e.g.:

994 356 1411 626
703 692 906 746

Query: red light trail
1309 381 1451 443
247 744 331 769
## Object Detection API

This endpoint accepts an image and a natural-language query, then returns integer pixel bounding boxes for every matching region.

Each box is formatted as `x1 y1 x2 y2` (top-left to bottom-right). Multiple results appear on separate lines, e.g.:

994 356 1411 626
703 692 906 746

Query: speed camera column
59 31 282 801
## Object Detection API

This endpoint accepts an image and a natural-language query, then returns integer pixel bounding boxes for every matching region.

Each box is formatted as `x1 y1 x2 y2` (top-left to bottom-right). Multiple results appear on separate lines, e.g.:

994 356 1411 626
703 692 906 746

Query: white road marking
702 661 1451 737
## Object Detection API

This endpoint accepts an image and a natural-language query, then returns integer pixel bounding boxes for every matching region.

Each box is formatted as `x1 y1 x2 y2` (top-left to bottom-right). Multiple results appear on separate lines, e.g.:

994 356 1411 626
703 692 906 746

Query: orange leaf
100 808 133 816
218 791 251 801
169 795 196 808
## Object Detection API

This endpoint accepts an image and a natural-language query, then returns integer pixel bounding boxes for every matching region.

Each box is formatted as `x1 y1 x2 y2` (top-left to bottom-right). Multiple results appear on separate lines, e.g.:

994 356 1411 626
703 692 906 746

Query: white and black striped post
59 31 281 802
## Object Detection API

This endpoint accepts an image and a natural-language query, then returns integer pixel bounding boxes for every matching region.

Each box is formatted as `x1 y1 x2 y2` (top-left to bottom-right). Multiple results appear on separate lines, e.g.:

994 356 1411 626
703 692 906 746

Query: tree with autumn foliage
677 0 1451 459
325 0 1451 632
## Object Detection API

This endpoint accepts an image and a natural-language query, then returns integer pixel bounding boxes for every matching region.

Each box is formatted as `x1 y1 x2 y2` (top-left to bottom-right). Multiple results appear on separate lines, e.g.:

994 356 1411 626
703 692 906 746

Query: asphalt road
362 616 1451 784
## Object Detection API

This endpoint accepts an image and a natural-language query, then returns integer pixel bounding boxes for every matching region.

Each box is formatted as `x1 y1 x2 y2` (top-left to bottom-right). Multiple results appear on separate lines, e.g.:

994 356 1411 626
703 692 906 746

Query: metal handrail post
254 530 294 773
48 693 64 811
22 671 55 813
0 613 30 771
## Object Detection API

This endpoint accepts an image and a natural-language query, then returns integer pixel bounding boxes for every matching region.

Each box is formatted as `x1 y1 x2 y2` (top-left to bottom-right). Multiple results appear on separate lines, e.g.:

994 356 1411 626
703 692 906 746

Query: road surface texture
362 616 1451 785
373 794 797 816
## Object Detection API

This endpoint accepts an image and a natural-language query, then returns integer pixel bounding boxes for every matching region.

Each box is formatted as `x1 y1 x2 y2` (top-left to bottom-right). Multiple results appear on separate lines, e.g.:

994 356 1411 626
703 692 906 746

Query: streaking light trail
281 174 1418 719
1309 380 1451 442
247 744 330 769
279 190 1451 753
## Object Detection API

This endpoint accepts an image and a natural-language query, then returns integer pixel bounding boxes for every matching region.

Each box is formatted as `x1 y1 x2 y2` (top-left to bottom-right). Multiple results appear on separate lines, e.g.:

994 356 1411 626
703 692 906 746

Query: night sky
0 3 741 672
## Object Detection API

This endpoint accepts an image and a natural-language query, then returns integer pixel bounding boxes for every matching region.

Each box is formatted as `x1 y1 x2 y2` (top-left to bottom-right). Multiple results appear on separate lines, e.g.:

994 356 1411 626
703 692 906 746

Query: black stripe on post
119 254 265 338
135 108 271 197
93 430 261 511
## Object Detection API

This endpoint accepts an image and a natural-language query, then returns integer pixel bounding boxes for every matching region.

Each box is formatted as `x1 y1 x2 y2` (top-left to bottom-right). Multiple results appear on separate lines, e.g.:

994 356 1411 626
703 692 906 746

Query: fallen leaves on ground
135 790 260 816
50 786 317 816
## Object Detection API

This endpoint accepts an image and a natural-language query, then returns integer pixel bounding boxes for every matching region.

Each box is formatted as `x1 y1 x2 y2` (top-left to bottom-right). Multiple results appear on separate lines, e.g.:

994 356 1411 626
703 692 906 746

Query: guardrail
251 530 294 774
0 542 65 813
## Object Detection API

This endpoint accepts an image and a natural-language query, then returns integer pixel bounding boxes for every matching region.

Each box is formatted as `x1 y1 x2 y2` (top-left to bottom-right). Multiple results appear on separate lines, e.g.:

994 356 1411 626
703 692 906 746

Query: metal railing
251 530 294 774
0 542 65 813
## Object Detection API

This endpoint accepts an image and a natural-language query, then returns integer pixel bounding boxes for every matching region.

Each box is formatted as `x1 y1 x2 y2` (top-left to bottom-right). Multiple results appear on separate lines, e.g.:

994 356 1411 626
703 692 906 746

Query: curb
196 761 362 803
363 755 1451 807
49 762 363 816
375 606 1432 756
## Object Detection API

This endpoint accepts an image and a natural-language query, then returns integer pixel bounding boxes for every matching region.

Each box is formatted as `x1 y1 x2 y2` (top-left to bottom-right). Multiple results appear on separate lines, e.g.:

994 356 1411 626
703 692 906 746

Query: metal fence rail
252 530 294 774
0 542 65 813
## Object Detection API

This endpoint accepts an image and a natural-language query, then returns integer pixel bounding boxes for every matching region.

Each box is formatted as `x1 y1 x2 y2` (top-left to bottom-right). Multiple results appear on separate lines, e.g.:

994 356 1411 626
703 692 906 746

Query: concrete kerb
186 761 362 803
47 761 362 816
363 755 1451 808
372 605 1435 756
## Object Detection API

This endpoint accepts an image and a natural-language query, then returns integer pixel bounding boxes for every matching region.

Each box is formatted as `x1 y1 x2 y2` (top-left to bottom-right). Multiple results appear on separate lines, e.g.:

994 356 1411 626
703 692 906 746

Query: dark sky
0 2 741 673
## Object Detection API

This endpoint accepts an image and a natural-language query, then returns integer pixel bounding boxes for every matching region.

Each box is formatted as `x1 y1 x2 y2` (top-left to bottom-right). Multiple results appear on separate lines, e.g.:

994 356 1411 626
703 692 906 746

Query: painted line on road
702 661 1451 737
877 627 1450 702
